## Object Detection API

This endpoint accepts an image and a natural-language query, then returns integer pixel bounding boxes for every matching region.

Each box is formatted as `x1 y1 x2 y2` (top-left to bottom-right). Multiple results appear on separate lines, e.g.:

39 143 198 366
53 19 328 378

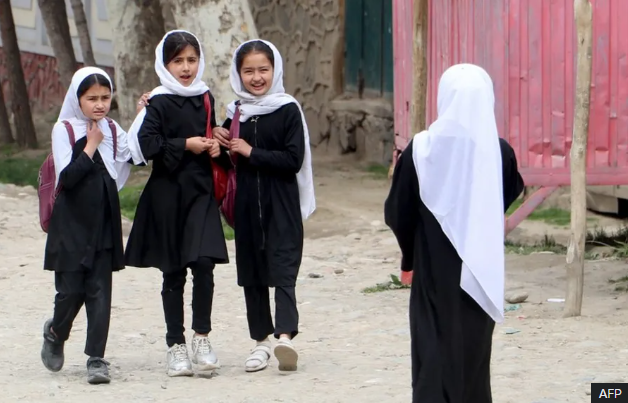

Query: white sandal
274 338 298 372
245 344 271 373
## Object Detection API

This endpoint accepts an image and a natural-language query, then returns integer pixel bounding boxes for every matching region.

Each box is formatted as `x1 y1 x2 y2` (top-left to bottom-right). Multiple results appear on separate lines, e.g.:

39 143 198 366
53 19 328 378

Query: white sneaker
274 337 298 372
245 341 271 373
166 344 193 377
191 334 220 371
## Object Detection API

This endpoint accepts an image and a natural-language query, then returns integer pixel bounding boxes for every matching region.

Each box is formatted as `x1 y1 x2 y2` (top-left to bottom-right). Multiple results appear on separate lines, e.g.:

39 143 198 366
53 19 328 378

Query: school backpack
203 94 239 228
38 118 117 233
220 105 240 229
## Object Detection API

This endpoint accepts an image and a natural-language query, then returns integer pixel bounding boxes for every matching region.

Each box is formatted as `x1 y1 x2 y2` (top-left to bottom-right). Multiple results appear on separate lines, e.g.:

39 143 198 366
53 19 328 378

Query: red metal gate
393 0 628 283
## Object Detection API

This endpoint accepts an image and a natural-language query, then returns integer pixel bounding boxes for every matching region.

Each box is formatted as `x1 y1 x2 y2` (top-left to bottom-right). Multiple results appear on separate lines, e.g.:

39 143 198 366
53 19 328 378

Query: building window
344 0 393 98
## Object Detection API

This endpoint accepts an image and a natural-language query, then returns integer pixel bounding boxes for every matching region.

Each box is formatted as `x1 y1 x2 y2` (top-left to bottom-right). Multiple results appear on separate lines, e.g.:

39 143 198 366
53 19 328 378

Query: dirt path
0 158 627 402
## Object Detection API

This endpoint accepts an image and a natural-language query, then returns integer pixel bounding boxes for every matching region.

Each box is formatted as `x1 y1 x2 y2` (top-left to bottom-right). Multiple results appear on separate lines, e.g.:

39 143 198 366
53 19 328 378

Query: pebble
505 291 529 304
308 273 323 278
334 268 344 274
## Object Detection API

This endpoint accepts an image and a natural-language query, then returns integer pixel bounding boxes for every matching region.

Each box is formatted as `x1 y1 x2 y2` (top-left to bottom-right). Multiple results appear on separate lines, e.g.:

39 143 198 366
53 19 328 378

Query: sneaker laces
195 337 211 355
171 344 189 362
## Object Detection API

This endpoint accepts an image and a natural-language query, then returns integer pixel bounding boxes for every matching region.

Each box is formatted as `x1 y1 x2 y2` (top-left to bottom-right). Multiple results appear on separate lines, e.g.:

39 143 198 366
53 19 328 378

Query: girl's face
79 84 111 121
166 45 199 87
239 51 274 96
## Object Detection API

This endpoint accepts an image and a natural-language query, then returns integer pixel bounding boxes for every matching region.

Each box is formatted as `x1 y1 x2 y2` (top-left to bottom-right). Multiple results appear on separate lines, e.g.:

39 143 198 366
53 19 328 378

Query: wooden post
565 0 592 318
388 0 428 180
411 0 428 136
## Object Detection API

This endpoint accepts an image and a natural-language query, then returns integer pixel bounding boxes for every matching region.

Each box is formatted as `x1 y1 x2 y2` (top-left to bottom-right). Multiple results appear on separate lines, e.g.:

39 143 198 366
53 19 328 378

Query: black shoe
87 357 111 384
41 318 64 372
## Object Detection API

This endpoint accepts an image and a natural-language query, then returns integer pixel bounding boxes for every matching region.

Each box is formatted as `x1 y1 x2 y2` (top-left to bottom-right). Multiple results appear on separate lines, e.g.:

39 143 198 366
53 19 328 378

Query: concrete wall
250 0 394 165
4 0 395 164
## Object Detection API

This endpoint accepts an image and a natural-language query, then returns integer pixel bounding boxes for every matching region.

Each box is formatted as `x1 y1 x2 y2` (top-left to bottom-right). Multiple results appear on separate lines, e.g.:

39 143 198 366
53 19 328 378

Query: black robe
384 137 524 403
124 92 230 273
44 137 124 272
222 103 304 287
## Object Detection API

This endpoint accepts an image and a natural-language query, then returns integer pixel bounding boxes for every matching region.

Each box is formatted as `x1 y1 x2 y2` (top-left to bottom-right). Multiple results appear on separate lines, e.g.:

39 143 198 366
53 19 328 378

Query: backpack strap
203 92 213 139
61 120 76 146
105 117 117 160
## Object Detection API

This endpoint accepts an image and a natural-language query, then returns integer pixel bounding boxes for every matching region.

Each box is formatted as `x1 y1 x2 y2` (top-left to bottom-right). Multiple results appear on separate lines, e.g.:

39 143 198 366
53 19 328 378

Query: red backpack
38 118 117 232
203 94 239 229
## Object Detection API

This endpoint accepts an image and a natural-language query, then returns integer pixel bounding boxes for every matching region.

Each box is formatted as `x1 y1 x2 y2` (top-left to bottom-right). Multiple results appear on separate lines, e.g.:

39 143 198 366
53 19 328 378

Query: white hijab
127 30 210 165
226 39 316 221
412 64 505 323
53 66 131 191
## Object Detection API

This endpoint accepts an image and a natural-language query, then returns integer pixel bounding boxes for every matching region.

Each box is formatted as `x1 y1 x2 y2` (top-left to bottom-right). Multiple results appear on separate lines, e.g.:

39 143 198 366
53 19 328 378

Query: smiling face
78 83 111 121
239 51 274 96
165 45 199 87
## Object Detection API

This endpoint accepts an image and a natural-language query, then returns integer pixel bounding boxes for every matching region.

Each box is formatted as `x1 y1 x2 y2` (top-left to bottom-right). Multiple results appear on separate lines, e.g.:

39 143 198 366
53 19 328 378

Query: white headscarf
53 66 131 191
226 39 316 221
127 30 210 165
412 64 505 323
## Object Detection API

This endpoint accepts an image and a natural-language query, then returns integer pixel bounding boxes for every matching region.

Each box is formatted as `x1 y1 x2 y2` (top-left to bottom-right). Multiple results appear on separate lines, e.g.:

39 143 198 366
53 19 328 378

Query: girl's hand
208 139 221 158
186 136 210 154
136 92 151 114
86 120 104 145
212 127 230 148
230 138 252 157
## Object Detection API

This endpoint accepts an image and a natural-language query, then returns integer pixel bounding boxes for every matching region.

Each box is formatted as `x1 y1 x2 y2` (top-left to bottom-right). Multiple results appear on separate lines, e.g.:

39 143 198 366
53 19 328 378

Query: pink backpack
38 118 117 232
219 106 240 229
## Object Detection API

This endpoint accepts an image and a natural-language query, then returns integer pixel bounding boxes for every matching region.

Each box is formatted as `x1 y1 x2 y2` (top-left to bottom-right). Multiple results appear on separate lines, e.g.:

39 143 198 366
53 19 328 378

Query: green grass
0 154 235 240
0 154 47 188
506 199 571 226
504 235 567 255
608 275 628 292
365 163 389 179
118 183 234 240
362 274 411 293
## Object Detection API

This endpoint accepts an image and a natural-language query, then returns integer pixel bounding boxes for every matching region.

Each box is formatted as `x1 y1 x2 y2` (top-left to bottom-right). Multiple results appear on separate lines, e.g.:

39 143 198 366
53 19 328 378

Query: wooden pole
565 0 593 318
388 0 428 180
411 0 428 136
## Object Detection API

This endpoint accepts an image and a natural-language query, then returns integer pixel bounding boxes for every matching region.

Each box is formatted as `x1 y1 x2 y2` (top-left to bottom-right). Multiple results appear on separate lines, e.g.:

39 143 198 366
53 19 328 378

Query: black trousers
51 251 113 358
162 257 215 347
243 285 299 341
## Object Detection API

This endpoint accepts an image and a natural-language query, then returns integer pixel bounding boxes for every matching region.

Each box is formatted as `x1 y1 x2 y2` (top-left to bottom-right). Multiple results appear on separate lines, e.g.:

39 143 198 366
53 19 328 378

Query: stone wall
250 0 394 165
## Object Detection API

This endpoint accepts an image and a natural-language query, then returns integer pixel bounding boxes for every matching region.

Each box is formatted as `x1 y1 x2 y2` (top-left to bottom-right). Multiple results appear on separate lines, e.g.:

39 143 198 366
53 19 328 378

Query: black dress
124 93 229 273
44 134 123 358
222 103 305 287
44 136 124 272
384 137 524 403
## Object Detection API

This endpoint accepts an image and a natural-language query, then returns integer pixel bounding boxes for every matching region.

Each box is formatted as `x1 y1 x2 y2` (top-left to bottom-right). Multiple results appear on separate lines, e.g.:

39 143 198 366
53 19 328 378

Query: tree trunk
69 0 97 66
170 0 257 121
106 0 166 129
160 0 177 32
565 0 593 318
0 0 38 148
0 85 14 145
37 0 77 88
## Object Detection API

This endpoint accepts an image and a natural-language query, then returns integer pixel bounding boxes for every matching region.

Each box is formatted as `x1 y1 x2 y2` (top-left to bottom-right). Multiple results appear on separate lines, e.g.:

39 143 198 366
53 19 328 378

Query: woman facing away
40 67 134 385
384 64 524 402
212 39 316 373
125 30 230 377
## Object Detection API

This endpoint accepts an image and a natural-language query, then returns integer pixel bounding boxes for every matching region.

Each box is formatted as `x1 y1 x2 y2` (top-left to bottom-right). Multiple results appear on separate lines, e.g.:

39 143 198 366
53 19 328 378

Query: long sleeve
112 121 132 190
138 101 186 172
384 143 420 272
52 123 94 190
249 103 305 173
499 138 525 212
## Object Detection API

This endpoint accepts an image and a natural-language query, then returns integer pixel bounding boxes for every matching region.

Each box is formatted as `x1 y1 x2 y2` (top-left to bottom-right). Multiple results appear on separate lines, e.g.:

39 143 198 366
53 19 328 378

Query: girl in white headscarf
384 64 524 402
40 66 133 385
212 39 315 373
124 30 230 378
